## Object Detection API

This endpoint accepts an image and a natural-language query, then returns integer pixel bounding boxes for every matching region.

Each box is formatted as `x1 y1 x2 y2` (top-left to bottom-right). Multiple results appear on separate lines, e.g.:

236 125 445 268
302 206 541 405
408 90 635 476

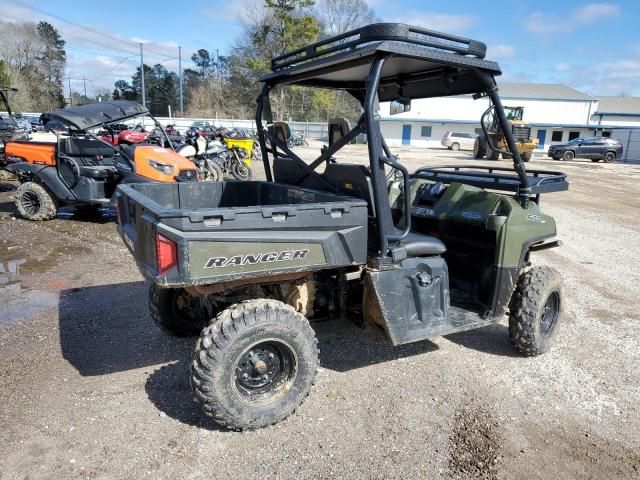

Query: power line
13 0 178 59
89 55 139 82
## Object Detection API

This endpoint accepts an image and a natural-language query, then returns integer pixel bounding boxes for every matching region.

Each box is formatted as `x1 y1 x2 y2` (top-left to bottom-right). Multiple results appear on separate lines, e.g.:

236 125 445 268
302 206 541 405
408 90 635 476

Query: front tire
15 181 57 221
508 266 563 356
191 299 319 430
149 284 209 337
562 150 575 161
521 151 532 162
231 161 253 181
486 148 500 160
603 151 616 163
451 142 460 151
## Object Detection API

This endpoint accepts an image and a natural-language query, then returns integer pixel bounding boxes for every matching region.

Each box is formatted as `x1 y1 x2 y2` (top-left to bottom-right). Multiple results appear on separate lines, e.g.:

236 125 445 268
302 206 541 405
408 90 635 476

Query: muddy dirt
1 145 639 479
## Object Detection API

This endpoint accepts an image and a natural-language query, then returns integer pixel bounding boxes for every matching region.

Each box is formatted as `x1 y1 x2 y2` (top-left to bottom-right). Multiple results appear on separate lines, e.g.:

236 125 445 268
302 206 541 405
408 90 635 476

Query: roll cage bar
255 23 556 257
0 87 18 117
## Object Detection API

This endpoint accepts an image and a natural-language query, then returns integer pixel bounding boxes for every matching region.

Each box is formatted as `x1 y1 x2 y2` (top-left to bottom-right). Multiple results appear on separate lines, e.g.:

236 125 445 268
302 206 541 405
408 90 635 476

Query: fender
6 162 76 201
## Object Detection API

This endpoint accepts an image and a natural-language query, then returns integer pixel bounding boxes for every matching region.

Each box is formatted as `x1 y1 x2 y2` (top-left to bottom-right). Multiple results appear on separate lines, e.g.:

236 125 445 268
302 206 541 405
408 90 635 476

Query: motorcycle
176 130 223 182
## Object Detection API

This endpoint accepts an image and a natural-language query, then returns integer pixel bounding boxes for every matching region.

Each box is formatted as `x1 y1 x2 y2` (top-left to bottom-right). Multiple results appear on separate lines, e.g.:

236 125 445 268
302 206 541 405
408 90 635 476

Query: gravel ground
1 146 639 480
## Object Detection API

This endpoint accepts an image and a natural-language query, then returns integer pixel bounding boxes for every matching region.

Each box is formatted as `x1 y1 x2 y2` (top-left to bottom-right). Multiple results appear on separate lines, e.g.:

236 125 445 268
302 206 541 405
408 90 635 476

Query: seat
273 156 332 191
78 165 116 180
325 163 446 257
62 137 117 166
323 163 376 216
399 231 446 256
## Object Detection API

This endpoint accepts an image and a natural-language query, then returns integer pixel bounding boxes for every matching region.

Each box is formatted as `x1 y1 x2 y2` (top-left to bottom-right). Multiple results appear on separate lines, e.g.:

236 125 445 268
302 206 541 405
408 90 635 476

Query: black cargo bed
116 181 369 286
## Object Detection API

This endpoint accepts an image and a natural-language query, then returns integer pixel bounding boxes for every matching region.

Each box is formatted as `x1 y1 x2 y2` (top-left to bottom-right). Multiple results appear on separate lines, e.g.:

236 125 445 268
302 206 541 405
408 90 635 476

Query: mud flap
364 257 450 346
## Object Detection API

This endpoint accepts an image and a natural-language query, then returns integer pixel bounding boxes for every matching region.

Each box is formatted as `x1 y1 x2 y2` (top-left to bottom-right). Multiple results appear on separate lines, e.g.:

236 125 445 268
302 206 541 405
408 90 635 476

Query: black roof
41 100 148 131
260 23 502 101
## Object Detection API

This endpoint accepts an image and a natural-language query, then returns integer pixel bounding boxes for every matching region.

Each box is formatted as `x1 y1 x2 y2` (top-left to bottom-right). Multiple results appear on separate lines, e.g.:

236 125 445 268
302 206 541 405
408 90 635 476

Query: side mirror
390 98 411 115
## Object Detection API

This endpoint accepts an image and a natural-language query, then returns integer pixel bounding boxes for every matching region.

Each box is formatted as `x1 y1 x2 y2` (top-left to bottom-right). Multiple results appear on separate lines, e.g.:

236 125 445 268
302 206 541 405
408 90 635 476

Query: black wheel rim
540 291 560 336
605 152 614 161
20 191 41 216
234 340 297 403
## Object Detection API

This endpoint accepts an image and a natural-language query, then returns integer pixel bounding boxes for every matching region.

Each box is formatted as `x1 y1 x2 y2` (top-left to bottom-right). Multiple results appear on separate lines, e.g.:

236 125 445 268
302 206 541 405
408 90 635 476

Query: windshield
568 138 584 145
504 107 523 121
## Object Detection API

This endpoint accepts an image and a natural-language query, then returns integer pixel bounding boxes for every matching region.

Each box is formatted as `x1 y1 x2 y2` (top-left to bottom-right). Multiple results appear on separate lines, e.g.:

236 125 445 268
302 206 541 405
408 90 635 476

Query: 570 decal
204 249 310 269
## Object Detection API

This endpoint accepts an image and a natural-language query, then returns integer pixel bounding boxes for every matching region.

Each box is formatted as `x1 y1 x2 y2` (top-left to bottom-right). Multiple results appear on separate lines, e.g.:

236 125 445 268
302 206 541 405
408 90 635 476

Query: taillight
156 233 177 274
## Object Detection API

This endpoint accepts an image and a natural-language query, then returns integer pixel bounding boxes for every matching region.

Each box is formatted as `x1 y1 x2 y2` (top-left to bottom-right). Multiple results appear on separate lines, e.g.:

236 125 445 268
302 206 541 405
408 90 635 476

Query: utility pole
68 77 72 106
216 48 222 89
140 43 146 108
82 76 87 101
178 46 184 114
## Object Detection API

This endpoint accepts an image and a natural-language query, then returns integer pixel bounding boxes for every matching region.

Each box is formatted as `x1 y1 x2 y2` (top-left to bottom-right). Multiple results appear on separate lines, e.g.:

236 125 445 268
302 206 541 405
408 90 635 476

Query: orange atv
2 101 197 220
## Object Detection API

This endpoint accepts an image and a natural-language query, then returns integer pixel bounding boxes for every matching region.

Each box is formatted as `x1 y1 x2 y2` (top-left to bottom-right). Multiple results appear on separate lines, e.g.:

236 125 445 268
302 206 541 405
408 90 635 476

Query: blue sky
2 0 639 96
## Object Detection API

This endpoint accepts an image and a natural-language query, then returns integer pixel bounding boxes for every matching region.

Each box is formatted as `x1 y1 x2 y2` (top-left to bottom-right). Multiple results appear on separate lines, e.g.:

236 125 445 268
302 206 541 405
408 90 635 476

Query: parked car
441 131 478 151
548 137 623 162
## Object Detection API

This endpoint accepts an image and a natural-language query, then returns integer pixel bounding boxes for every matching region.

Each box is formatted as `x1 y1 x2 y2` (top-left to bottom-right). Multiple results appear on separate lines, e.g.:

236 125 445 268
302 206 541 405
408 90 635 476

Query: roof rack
271 23 487 72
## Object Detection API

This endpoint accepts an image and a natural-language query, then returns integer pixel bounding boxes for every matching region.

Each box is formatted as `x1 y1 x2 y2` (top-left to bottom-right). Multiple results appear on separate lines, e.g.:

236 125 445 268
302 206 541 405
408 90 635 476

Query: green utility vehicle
116 23 568 430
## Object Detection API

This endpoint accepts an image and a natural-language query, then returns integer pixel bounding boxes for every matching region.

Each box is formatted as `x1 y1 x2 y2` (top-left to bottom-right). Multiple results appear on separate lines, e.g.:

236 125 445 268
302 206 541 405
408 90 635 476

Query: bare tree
316 0 377 36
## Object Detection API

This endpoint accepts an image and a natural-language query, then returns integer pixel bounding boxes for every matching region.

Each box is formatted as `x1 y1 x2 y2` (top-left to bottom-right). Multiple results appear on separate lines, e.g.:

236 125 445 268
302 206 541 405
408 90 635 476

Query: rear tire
603 151 616 163
231 161 253 181
502 152 512 160
149 284 210 337
473 137 486 159
486 148 500 160
15 181 57 221
191 299 319 430
562 150 575 161
203 161 223 182
451 142 460 151
521 151 532 162
508 266 563 356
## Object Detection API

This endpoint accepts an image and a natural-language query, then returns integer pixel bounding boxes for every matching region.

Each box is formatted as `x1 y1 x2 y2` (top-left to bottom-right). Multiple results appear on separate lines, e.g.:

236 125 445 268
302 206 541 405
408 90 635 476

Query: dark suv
548 137 623 162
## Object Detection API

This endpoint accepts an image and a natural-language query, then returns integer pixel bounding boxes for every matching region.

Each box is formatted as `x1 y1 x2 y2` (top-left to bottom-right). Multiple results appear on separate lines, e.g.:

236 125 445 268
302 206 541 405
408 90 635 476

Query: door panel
402 125 411 145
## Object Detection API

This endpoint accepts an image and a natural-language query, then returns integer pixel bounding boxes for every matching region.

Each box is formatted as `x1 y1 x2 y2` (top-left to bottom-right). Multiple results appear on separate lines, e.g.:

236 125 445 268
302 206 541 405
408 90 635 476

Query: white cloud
0 0 192 94
487 44 515 60
392 12 477 34
129 37 150 44
526 3 621 34
554 57 640 96
573 3 621 23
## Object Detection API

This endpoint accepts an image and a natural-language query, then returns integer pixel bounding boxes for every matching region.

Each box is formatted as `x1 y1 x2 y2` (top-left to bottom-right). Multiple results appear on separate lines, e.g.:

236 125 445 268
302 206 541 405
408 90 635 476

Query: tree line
1 0 376 122
0 21 66 112
114 0 376 121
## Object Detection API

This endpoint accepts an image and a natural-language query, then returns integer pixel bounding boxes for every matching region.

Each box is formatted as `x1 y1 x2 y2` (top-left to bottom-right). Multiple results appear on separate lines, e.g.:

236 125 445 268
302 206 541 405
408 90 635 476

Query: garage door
610 129 640 163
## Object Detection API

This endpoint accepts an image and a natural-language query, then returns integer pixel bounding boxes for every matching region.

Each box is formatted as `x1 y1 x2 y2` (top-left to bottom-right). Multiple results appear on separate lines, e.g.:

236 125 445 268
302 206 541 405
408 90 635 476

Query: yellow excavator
474 106 538 162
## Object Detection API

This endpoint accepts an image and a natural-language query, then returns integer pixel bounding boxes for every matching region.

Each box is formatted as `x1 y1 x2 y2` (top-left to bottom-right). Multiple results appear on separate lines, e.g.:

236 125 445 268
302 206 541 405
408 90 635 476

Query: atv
116 23 568 430
2 101 197 220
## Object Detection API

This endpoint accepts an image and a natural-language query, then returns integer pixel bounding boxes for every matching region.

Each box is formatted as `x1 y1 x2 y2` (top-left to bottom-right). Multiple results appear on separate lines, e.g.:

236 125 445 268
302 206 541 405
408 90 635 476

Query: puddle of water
0 243 60 278
0 241 80 325
0 282 58 325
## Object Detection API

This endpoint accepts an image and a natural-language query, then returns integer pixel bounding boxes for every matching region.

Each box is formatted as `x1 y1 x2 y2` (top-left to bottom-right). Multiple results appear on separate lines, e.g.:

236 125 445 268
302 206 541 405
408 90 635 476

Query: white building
380 83 640 155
